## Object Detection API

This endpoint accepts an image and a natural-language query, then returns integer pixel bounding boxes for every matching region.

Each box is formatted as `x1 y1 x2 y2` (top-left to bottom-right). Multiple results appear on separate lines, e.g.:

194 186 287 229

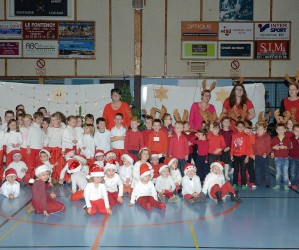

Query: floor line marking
0 204 32 241
92 214 110 250
189 224 199 250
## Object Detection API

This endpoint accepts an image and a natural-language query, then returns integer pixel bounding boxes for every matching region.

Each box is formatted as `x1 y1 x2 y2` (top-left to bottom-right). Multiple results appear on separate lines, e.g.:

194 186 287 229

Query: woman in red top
279 82 299 123
222 83 255 130
102 88 132 130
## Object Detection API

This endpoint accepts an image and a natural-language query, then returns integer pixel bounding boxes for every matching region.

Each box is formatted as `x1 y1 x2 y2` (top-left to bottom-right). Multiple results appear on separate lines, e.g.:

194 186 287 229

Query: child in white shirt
110 113 126 162
119 153 135 194
19 114 32 166
182 163 206 204
78 124 95 161
202 161 241 204
75 116 84 141
84 168 112 215
165 157 182 194
94 149 105 169
94 118 111 153
4 150 28 184
129 163 166 210
0 168 20 199
62 116 78 155
104 162 123 207
155 165 179 203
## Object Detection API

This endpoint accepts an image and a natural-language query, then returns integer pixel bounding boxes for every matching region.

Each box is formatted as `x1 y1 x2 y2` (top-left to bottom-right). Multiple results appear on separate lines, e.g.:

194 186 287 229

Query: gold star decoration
215 88 230 103
154 86 168 102
52 87 66 100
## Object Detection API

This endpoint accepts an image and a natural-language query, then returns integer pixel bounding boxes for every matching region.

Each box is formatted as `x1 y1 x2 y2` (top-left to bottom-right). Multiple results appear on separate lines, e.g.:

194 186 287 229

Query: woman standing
279 82 299 123
189 82 217 130
222 83 255 130
102 88 132 130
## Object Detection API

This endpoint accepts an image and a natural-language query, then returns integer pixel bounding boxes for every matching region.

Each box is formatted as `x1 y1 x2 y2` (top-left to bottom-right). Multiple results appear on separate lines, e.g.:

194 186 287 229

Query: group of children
0 103 298 216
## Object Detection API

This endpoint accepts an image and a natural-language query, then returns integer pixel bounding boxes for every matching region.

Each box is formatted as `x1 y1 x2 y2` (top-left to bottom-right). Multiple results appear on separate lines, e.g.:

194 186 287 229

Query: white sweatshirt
104 173 123 196
84 182 110 209
0 181 20 198
77 134 95 159
44 127 64 148
94 129 111 152
182 175 202 196
170 168 182 185
5 161 28 179
202 172 226 199
155 175 176 193
4 131 22 153
130 180 157 204
119 164 133 184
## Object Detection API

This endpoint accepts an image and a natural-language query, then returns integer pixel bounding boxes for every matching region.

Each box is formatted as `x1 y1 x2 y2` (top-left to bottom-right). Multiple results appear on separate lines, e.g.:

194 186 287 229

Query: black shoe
199 192 207 203
215 191 223 204
229 192 242 203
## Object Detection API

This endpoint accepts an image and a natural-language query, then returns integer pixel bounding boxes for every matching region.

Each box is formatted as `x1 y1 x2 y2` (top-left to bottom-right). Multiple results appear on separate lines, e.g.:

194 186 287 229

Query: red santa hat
12 150 22 158
184 163 197 175
67 160 82 174
35 164 52 177
164 157 178 167
5 168 17 180
140 163 151 179
73 154 87 165
104 150 116 160
121 153 137 165
104 162 117 172
95 150 105 158
158 164 170 174
39 149 51 158
65 150 75 160
210 161 224 172
139 147 151 154
87 166 104 179
150 151 161 159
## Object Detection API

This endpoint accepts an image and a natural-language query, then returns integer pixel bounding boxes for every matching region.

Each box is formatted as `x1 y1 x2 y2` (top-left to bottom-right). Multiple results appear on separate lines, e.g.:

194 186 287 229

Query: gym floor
0 170 298 250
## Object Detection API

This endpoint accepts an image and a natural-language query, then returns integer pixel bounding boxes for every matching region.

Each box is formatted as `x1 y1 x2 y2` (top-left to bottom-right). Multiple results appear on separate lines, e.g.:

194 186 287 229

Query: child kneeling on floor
182 163 206 204
31 164 65 216
129 163 166 210
202 161 241 204
155 164 179 203
84 168 112 215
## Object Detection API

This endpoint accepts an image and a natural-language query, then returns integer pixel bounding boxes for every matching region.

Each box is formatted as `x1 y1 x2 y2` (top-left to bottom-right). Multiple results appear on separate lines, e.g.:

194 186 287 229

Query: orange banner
181 21 218 41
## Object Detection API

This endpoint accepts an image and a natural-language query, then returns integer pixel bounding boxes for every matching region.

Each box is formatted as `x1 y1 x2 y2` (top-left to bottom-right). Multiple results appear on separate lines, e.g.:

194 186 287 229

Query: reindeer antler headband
285 71 299 87
233 76 244 86
202 80 216 92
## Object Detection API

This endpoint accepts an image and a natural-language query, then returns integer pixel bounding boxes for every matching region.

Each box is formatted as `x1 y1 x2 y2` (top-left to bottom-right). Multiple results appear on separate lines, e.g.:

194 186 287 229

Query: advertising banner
182 41 217 59
254 22 290 40
219 22 253 40
181 21 218 41
59 22 95 40
23 21 58 40
0 21 22 39
14 0 68 16
0 40 22 57
59 40 95 58
23 40 58 58
218 41 253 59
255 41 289 59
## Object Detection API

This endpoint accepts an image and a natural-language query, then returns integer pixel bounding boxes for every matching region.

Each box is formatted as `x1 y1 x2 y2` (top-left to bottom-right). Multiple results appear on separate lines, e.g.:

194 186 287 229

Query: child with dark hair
94 117 111 153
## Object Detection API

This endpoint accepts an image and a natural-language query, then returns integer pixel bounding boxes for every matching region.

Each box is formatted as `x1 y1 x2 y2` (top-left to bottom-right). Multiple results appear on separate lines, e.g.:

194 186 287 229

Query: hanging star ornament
52 87 66 100
154 86 168 102
215 88 230 103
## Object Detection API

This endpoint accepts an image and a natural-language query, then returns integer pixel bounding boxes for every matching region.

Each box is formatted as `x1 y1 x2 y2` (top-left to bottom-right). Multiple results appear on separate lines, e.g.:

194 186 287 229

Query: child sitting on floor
165 157 182 194
182 163 206 204
129 163 166 210
202 161 242 204
119 153 136 194
0 168 20 199
84 168 112 215
155 164 179 203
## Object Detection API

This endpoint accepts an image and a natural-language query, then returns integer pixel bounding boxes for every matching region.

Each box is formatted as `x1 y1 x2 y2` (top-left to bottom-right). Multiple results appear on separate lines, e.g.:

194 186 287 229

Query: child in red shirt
207 122 226 166
148 119 168 163
169 122 189 175
150 153 163 184
289 124 299 190
124 117 144 156
191 128 209 182
142 115 153 147
231 121 251 191
183 121 197 164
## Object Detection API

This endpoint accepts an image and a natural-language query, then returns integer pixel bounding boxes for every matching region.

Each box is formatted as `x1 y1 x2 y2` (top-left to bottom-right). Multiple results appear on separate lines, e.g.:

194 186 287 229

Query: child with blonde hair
78 124 95 164
0 169 20 199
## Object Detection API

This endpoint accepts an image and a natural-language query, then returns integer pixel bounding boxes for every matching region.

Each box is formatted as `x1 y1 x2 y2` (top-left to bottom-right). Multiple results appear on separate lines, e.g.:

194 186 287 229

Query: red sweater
289 136 299 159
231 132 251 157
253 133 271 156
169 133 189 159
152 163 163 179
183 131 196 154
124 129 144 152
191 137 209 156
271 136 291 158
142 129 152 147
207 132 226 155
148 130 168 156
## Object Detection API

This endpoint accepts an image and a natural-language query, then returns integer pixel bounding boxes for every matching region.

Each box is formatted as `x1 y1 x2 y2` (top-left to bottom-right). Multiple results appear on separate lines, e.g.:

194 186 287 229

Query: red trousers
71 190 84 201
32 197 65 214
161 190 174 199
210 182 235 199
137 196 164 210
27 148 41 178
5 150 15 167
45 147 65 180
107 191 121 207
20 148 28 166
85 199 107 215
